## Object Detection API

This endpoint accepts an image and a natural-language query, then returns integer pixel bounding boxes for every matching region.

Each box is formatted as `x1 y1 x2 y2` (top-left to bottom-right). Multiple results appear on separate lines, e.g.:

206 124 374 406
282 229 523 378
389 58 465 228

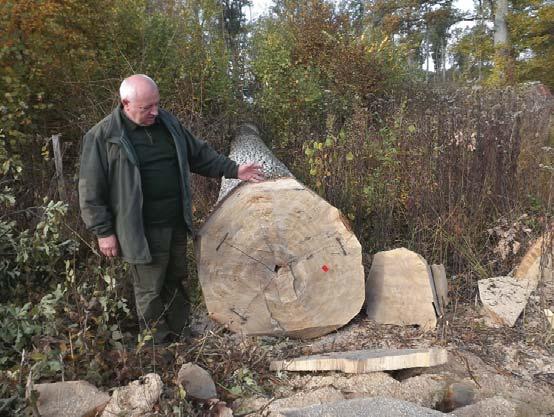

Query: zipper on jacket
118 132 140 167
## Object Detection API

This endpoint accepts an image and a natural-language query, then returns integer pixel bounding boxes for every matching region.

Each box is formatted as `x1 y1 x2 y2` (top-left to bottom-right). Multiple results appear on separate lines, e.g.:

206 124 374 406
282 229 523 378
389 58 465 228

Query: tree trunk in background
220 0 249 100
195 124 365 339
478 0 484 81
494 0 509 46
492 0 515 84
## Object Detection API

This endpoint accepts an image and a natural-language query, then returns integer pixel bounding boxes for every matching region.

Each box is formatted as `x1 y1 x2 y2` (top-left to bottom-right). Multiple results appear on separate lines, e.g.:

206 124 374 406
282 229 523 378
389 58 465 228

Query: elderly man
79 74 263 344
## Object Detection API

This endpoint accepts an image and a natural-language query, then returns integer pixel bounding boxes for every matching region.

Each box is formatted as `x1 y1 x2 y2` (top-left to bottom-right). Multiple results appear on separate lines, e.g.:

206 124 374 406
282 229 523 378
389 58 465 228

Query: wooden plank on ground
270 348 448 374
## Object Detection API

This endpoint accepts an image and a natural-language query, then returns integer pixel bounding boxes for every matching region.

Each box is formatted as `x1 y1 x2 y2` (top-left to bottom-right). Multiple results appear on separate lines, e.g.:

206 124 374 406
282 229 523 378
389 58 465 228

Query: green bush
0 284 64 368
0 199 77 300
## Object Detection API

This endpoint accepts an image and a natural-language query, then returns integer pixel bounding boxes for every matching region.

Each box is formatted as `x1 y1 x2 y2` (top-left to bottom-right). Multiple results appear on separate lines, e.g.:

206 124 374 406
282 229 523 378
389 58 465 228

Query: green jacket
79 106 238 264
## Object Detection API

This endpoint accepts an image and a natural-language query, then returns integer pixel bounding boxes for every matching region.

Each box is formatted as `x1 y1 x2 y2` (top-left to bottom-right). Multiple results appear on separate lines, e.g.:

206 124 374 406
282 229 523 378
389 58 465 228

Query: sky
247 0 273 20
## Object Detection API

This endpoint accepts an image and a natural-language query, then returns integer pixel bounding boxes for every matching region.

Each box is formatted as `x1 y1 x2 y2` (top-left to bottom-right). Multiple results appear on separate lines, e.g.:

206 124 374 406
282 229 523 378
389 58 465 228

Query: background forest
0 0 552 415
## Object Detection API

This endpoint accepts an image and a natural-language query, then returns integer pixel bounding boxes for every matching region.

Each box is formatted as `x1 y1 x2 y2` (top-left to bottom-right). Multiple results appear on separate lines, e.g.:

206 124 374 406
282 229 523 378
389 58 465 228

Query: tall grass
259 83 553 297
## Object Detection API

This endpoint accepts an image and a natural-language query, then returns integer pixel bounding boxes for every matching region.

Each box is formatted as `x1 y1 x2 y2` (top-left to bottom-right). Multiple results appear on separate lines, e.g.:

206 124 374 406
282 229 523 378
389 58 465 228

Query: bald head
120 74 158 101
120 74 160 126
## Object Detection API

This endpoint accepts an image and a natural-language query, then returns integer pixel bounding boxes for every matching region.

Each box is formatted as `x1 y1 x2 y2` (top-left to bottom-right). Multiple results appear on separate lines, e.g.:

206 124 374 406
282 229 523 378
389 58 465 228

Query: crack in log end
273 265 300 303
230 307 248 323
216 232 229 251
336 237 347 256
224 241 275 273
289 262 302 299
269 316 285 333
263 293 285 333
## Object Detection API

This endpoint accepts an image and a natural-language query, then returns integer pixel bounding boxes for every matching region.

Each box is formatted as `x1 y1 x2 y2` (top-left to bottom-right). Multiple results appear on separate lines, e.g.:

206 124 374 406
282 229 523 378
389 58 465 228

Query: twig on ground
453 350 481 388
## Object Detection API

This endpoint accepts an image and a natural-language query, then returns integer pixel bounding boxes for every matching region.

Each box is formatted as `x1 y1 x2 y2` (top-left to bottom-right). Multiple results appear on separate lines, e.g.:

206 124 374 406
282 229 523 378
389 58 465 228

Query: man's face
122 86 160 126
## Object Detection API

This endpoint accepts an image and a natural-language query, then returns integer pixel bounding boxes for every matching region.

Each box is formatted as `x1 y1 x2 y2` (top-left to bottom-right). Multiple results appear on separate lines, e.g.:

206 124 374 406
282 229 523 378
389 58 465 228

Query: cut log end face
365 248 437 330
197 178 365 339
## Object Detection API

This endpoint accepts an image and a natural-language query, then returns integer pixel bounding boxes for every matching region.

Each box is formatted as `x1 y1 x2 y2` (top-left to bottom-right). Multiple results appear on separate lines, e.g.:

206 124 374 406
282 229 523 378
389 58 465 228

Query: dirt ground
181 272 553 416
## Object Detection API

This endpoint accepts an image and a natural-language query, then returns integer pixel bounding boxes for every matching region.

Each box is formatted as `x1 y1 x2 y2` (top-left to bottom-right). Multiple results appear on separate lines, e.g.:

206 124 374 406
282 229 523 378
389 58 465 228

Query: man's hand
238 163 264 182
98 234 119 258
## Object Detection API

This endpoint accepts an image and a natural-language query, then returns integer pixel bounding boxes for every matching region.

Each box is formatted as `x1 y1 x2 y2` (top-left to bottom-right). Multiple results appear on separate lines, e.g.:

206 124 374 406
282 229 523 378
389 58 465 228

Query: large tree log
195 124 365 338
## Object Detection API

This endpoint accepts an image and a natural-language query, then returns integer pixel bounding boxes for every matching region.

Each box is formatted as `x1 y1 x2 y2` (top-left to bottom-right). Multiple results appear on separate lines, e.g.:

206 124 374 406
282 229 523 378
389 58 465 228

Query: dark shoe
178 326 192 341
154 332 177 347
166 327 192 344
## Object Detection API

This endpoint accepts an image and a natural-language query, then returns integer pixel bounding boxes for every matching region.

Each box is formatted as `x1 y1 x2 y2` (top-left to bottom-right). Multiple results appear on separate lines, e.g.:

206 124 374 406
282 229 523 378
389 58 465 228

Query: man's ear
121 99 129 107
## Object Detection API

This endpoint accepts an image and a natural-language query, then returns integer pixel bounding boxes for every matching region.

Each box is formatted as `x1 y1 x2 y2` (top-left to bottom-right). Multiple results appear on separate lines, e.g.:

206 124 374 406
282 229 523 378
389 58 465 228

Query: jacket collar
119 107 141 132
105 105 125 137
108 105 174 136
105 106 140 166
105 106 179 167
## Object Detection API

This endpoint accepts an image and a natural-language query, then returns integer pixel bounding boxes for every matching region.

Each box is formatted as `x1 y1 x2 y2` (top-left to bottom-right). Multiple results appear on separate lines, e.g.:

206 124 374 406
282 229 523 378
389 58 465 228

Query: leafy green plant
0 284 64 367
0 199 77 299
227 366 263 397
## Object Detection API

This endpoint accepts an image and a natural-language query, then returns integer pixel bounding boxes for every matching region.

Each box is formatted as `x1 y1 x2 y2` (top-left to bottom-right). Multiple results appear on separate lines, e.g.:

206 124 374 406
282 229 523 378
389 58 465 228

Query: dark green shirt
120 108 182 226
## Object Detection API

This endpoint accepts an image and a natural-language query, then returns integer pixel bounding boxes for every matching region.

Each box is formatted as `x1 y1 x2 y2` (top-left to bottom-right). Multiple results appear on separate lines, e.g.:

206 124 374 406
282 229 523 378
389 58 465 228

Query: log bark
195 124 365 338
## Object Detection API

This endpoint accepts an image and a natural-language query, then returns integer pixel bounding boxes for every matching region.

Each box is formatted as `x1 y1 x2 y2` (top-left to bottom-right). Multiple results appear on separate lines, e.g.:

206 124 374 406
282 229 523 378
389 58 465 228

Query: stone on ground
451 396 518 417
275 397 452 417
270 348 448 373
271 387 345 411
177 363 217 400
101 373 162 417
233 388 343 417
208 401 234 417
478 275 537 327
365 248 437 330
290 372 398 393
284 372 445 409
35 380 110 417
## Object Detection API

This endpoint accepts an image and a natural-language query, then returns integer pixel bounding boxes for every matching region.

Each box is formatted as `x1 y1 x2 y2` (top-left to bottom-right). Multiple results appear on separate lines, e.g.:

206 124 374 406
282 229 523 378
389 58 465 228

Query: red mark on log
322 264 329 272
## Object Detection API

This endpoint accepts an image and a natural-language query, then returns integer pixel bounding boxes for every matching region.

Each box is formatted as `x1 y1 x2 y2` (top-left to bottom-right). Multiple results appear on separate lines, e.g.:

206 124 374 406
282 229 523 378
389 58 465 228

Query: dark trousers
130 225 189 342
